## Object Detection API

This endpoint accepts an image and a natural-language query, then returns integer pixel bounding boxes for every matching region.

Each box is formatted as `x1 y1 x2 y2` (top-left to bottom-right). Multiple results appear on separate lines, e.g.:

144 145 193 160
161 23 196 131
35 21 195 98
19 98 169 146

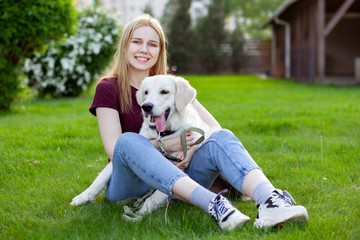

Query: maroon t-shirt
89 77 143 133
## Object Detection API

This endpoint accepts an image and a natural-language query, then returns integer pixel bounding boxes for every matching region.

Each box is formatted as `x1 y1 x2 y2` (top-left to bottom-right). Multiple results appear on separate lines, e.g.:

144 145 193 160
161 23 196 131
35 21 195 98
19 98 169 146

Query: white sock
252 182 275 204
190 186 217 213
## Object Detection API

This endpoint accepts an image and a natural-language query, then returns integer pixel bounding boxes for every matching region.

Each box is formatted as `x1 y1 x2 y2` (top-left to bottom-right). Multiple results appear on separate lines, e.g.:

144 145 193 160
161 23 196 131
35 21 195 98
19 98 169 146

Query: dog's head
136 75 196 132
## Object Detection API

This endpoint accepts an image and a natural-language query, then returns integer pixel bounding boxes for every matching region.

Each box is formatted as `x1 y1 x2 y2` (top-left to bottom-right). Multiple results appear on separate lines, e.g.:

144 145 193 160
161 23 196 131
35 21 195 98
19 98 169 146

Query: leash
156 127 205 162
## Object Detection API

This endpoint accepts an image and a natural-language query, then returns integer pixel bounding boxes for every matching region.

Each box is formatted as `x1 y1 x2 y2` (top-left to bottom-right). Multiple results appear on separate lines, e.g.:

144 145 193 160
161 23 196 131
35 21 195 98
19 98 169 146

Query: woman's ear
174 77 197 112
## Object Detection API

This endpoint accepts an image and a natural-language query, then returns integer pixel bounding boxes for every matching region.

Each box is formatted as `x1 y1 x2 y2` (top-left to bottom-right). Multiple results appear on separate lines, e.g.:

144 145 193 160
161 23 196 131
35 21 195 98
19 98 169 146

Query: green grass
1 75 359 239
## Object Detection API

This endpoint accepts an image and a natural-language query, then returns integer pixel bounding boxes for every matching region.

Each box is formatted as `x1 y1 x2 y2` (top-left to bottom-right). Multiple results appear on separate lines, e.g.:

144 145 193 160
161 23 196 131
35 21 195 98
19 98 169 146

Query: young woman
89 14 308 230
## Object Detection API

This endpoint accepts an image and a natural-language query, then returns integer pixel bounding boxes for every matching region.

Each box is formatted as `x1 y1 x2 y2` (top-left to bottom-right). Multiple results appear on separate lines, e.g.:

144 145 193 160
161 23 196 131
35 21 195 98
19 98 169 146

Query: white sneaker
208 190 251 231
254 189 309 228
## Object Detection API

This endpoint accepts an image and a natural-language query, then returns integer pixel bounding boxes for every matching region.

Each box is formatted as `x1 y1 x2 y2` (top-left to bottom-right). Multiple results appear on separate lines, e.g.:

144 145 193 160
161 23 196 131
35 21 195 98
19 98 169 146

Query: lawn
1 75 359 239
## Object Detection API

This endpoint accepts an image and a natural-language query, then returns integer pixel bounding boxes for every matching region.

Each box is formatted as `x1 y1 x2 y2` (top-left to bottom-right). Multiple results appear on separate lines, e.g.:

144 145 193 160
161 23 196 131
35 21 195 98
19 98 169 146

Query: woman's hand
163 131 194 152
170 144 199 170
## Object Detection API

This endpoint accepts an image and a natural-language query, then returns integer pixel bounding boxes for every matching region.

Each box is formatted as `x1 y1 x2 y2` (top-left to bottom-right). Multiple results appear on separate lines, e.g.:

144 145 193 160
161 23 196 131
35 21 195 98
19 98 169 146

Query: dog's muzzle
142 102 154 117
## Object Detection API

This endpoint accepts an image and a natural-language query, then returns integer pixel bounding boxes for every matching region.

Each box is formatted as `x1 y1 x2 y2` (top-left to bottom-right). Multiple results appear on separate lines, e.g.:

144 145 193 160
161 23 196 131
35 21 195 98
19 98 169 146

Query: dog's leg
136 190 169 215
71 162 113 206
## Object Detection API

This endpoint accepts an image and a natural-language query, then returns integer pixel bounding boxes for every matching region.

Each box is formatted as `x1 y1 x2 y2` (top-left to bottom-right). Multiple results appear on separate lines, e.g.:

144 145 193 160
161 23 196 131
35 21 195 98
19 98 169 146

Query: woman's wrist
149 139 159 149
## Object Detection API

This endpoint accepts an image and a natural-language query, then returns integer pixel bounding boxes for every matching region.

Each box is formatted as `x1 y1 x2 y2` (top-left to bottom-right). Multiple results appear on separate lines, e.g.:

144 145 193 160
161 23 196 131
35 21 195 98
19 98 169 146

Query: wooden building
262 0 360 84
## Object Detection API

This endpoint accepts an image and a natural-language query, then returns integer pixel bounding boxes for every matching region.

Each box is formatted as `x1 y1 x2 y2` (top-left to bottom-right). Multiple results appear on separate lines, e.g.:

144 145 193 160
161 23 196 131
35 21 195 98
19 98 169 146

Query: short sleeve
89 78 120 116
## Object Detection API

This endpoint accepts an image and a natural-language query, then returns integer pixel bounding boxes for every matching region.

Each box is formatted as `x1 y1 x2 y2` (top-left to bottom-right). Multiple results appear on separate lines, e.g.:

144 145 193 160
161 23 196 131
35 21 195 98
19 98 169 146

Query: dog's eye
160 90 169 95
144 91 148 95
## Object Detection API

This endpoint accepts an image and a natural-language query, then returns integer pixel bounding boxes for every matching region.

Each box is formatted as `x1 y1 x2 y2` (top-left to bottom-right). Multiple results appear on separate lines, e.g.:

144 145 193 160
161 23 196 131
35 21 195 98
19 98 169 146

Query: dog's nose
142 103 154 113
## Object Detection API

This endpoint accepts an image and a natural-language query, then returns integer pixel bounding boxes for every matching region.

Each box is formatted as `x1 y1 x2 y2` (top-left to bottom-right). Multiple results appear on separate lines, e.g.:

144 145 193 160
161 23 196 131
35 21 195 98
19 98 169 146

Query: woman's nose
140 43 148 53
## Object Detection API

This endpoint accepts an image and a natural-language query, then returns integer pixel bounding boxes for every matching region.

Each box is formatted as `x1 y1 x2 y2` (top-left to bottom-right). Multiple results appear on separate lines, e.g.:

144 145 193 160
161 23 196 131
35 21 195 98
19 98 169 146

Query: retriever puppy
71 75 209 217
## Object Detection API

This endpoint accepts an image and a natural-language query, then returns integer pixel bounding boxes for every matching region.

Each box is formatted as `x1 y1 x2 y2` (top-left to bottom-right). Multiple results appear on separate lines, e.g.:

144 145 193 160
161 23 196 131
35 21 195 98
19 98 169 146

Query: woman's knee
115 132 147 149
113 133 146 161
212 129 234 137
209 129 238 143
205 129 248 152
116 132 139 144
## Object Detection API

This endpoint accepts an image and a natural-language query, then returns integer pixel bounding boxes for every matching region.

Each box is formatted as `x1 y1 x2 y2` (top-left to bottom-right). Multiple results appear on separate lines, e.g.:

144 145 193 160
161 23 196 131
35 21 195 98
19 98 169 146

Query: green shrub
0 60 21 109
23 9 119 97
0 0 77 109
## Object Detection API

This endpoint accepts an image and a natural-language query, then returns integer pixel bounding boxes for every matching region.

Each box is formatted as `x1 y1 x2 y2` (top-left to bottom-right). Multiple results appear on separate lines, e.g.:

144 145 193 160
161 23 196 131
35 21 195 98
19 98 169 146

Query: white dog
71 75 209 218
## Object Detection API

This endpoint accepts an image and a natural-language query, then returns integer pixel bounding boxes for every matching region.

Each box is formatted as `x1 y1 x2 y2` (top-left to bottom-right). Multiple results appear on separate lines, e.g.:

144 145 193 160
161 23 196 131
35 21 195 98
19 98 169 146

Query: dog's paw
70 191 96 206
137 190 168 215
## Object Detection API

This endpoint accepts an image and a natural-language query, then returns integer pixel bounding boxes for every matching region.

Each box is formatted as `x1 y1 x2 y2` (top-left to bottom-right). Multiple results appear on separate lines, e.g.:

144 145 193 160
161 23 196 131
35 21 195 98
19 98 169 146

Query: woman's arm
192 99 222 137
96 107 123 161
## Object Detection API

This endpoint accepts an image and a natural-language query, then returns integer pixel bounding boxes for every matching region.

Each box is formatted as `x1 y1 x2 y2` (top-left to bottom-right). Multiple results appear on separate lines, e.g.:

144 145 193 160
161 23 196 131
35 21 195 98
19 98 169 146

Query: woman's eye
133 40 141 44
160 90 169 95
149 43 157 47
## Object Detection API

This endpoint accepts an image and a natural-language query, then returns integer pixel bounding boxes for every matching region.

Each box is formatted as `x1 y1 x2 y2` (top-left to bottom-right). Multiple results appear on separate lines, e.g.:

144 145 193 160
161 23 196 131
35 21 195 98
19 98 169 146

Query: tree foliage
0 0 77 109
143 4 154 17
229 22 245 73
166 0 193 73
162 0 281 73
194 0 228 73
160 0 178 31
227 0 283 39
0 0 77 65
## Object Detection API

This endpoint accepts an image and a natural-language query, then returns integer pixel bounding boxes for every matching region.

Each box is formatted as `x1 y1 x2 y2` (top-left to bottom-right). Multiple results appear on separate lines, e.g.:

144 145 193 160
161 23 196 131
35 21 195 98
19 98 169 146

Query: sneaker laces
210 189 230 220
280 190 297 205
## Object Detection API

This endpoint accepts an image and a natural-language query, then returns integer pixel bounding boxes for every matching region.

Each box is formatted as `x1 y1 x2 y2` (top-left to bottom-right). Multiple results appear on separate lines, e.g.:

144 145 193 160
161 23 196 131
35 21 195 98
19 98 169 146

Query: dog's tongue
154 114 166 132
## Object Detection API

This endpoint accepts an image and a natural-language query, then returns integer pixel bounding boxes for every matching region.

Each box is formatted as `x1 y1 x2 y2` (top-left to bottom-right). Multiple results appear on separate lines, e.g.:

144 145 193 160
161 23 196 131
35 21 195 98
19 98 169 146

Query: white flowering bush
23 9 119 97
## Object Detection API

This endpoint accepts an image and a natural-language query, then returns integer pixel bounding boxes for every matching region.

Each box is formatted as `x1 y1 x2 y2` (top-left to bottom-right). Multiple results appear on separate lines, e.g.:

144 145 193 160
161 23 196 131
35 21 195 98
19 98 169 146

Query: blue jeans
105 129 260 202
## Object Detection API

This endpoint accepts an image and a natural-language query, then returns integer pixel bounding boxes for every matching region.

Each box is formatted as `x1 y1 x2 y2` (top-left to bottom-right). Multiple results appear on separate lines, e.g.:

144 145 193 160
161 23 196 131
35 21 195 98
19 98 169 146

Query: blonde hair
103 14 167 113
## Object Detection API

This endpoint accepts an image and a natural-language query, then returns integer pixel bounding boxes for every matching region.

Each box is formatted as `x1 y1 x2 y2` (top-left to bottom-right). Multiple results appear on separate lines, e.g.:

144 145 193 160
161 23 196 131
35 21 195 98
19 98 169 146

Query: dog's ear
175 77 196 112
136 87 144 105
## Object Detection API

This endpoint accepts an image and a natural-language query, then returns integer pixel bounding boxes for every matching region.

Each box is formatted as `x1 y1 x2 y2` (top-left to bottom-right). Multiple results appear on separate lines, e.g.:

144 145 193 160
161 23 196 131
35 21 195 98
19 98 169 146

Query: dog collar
149 125 176 137
159 130 176 137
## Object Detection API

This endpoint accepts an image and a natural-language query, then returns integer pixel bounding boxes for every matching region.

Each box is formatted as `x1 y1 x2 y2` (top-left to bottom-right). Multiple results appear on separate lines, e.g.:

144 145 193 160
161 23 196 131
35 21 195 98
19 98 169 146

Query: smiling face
127 26 160 74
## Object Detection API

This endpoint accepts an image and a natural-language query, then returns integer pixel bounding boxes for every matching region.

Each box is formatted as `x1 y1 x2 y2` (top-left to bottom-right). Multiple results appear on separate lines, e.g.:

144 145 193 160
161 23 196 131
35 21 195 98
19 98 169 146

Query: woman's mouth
135 56 149 62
